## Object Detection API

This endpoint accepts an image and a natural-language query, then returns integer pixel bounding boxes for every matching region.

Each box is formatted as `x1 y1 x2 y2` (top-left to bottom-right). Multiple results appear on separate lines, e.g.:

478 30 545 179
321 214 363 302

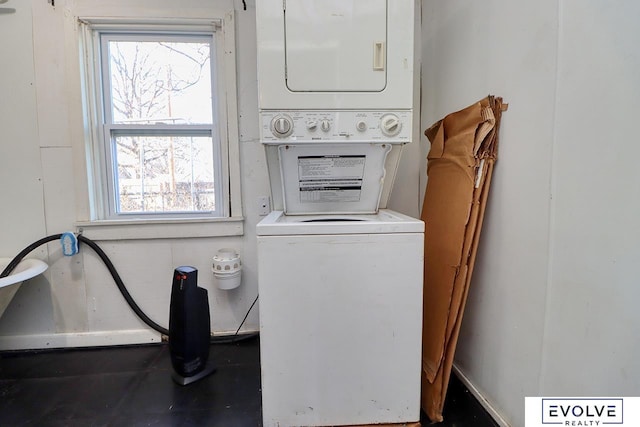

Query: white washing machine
257 210 424 427
256 1 422 426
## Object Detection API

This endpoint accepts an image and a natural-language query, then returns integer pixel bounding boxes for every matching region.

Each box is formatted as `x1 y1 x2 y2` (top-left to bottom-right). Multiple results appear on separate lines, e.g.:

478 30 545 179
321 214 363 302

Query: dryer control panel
260 110 412 144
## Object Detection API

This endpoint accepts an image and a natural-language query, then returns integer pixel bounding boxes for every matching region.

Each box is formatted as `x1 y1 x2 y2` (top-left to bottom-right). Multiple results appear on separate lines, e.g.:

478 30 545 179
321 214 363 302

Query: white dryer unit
256 0 415 110
257 0 416 214
257 210 424 427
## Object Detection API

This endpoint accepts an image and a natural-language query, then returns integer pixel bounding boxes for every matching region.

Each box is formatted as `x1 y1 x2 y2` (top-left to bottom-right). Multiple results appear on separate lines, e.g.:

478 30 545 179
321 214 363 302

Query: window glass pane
107 40 213 124
113 135 215 213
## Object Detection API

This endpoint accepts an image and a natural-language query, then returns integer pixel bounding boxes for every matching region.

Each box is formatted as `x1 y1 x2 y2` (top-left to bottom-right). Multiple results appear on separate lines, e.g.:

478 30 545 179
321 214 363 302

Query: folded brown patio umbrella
421 95 507 422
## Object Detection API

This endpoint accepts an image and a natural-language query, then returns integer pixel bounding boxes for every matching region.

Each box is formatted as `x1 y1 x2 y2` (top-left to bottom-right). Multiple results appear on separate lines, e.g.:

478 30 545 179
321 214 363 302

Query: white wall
540 1 640 396
422 1 640 426
0 0 422 349
0 1 54 336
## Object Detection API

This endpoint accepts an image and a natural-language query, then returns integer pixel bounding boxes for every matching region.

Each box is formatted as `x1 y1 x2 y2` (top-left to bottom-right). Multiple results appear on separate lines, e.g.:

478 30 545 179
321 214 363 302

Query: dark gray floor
0 337 497 426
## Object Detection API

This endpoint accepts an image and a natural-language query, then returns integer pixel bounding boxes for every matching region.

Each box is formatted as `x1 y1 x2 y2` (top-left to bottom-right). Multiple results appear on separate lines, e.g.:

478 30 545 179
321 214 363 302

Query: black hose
1 234 258 343
76 235 170 336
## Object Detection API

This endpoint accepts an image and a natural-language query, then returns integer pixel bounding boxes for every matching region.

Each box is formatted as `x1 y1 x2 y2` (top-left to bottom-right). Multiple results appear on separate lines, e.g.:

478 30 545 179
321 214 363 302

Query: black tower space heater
169 266 216 385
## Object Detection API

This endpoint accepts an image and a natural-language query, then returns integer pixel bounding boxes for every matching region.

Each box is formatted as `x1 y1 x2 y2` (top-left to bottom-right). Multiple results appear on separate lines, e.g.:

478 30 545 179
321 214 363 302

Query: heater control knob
271 115 294 138
380 113 402 137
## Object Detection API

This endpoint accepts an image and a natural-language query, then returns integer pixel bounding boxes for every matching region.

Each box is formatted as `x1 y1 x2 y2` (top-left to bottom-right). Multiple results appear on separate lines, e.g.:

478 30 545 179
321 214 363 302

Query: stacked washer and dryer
255 1 424 426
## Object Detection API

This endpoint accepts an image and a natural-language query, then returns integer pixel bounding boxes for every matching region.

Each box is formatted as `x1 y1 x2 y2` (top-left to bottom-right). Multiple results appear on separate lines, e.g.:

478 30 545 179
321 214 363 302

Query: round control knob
270 115 294 138
356 121 367 132
320 119 331 132
380 114 402 137
306 121 318 131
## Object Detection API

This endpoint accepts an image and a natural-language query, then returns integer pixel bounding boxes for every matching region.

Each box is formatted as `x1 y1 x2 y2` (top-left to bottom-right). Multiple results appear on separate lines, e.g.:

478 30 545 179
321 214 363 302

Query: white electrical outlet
257 196 271 216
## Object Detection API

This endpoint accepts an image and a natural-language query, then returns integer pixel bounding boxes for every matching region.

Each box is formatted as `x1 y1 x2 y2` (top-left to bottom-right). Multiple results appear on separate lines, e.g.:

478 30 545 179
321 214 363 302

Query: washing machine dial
270 115 294 138
306 121 318 131
356 121 367 132
320 119 331 132
380 113 402 137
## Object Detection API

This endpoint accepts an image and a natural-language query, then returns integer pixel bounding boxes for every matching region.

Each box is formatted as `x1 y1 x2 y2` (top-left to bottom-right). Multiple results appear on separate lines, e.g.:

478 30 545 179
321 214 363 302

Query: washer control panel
260 110 412 144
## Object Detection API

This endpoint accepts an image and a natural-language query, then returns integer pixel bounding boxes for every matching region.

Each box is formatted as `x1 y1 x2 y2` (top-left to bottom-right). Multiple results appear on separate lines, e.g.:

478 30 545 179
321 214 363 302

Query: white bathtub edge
0 258 48 288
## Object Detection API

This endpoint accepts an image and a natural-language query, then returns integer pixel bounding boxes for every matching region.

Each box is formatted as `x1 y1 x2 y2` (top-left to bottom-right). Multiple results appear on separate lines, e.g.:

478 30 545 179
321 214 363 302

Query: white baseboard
452 363 511 427
0 329 162 351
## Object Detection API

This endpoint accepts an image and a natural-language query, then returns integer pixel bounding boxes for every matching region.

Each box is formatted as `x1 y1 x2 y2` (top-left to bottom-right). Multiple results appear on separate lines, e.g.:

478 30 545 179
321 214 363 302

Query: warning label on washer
298 155 365 203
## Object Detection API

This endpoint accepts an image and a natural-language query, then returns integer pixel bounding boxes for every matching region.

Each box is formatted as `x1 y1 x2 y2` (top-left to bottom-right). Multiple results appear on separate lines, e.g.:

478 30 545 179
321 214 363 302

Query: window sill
75 216 244 240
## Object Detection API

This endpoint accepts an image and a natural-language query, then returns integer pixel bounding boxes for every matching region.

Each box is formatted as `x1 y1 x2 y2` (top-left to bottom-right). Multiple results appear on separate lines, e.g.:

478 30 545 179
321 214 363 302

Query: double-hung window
78 13 241 231
101 33 220 216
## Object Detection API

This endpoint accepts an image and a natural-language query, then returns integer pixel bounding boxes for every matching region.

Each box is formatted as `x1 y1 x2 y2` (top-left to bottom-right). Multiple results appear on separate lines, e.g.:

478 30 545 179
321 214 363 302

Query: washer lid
256 209 424 236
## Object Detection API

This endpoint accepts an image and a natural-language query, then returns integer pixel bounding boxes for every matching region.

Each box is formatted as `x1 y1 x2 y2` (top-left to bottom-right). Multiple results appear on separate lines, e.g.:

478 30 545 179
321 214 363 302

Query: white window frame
74 11 243 239
99 32 223 219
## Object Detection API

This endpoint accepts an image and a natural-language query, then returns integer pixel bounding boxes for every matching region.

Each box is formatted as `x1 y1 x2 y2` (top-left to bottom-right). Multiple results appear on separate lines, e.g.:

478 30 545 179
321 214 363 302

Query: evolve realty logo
542 399 623 426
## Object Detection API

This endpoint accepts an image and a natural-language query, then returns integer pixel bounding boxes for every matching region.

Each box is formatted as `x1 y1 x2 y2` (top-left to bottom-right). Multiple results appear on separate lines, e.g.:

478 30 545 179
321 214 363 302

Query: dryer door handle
373 41 385 71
